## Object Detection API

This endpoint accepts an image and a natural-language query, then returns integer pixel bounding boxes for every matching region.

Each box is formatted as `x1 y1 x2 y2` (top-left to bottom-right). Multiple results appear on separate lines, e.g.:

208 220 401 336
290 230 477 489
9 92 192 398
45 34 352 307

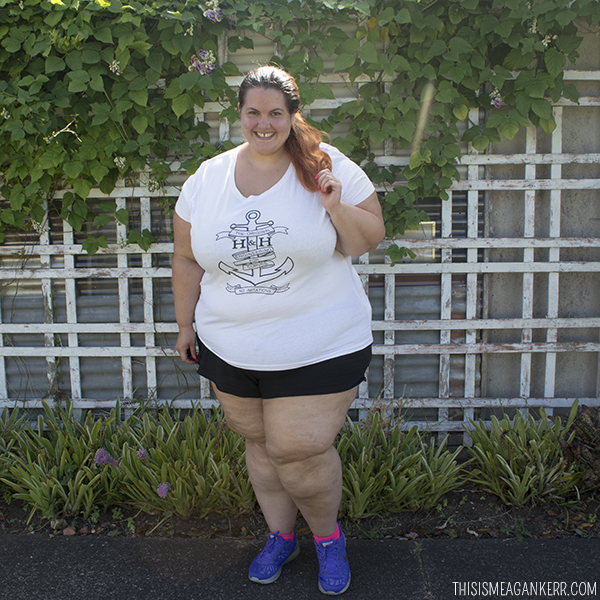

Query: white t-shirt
175 142 375 370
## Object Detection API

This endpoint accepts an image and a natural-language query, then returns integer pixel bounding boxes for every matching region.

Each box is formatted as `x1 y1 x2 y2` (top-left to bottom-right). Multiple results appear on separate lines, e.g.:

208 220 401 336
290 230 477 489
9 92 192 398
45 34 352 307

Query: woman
173 65 385 596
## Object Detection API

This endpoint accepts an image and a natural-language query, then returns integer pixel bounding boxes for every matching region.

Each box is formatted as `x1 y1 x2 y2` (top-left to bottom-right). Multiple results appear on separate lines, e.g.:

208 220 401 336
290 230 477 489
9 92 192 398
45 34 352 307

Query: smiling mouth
255 132 275 138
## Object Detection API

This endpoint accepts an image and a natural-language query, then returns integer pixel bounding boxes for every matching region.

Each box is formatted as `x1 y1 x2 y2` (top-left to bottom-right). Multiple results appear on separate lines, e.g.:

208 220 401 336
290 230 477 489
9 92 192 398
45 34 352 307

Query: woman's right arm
172 212 205 364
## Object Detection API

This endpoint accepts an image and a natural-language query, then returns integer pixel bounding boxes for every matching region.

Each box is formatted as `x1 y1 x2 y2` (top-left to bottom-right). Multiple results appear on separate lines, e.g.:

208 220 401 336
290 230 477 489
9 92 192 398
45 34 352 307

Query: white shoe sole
319 572 351 595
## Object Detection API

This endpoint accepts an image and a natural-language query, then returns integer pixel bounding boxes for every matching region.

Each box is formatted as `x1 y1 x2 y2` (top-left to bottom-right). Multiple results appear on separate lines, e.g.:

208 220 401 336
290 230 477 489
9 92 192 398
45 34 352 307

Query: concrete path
1 535 599 599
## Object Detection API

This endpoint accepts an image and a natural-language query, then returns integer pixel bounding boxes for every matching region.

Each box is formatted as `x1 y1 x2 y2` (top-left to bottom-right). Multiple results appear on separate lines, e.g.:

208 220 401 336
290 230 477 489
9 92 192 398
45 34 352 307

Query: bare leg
213 386 298 534
272 444 344 537
214 384 356 538
262 387 357 537
245 439 298 534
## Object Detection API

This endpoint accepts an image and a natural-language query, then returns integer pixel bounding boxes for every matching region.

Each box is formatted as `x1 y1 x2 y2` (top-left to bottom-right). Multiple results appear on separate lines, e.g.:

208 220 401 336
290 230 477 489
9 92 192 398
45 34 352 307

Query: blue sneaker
315 526 351 595
248 531 300 584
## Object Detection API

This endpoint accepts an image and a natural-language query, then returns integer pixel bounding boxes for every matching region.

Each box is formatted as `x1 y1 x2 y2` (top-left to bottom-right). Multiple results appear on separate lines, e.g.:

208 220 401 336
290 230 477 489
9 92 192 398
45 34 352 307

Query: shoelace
316 540 343 573
258 534 286 562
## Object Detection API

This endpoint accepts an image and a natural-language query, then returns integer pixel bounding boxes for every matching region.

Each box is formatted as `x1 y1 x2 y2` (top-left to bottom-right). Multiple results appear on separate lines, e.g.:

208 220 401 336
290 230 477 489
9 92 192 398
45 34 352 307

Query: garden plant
0 400 596 524
466 403 583 507
1 0 599 530
1 0 599 261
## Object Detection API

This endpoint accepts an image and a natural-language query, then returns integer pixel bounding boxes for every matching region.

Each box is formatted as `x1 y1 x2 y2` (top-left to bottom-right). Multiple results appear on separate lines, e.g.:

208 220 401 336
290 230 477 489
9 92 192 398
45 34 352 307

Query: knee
224 414 266 445
266 432 331 467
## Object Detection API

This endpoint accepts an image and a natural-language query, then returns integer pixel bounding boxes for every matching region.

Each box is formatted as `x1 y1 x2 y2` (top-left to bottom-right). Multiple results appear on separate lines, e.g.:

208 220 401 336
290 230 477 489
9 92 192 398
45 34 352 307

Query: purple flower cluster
95 448 120 469
157 482 170 498
203 8 224 22
490 88 502 109
188 50 217 75
96 447 169 500
109 60 121 76
203 0 224 22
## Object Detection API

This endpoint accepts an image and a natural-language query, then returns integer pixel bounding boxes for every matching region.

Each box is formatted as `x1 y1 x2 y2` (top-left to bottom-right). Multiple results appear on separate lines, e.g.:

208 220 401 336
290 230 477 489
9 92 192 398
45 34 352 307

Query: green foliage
1 401 465 521
0 401 595 521
0 402 256 520
0 407 28 500
559 404 600 494
337 412 462 519
1 0 598 253
0 402 108 520
0 0 224 245
466 403 582 507
114 408 254 517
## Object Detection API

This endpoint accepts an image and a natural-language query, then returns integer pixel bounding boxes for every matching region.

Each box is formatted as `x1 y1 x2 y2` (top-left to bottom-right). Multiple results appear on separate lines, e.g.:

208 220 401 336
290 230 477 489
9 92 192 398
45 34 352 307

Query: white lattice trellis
1 63 599 442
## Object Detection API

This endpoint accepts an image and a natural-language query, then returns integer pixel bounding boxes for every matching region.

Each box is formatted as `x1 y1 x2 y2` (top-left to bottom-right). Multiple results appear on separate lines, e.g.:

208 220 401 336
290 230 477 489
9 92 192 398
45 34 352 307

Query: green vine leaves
0 0 598 256
0 0 231 251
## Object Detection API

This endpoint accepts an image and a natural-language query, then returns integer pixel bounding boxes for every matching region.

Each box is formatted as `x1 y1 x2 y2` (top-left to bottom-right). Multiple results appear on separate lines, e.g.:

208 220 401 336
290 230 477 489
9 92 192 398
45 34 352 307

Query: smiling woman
237 66 333 193
236 87 294 197
172 65 385 596
239 87 292 158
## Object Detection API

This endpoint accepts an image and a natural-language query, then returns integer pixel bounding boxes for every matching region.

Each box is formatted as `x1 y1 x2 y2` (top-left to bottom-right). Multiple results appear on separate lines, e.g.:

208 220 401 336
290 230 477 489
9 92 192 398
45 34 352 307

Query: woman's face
239 87 293 159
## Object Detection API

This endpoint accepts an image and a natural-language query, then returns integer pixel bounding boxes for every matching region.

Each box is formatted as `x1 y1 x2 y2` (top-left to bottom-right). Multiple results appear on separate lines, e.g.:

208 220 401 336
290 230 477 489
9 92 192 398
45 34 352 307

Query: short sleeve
322 143 376 206
174 178 193 222
175 160 210 222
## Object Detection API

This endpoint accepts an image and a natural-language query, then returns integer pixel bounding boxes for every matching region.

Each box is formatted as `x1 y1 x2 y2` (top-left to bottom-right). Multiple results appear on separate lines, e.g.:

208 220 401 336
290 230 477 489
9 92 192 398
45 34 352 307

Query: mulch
2 489 599 541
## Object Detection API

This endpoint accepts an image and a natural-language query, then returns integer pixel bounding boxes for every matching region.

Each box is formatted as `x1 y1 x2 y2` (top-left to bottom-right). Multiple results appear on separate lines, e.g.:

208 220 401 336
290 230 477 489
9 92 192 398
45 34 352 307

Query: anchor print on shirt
216 210 294 295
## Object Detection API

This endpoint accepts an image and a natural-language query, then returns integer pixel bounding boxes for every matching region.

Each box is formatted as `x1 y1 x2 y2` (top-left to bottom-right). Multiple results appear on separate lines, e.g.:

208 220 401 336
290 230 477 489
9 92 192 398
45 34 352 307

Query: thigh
212 384 266 444
262 387 357 463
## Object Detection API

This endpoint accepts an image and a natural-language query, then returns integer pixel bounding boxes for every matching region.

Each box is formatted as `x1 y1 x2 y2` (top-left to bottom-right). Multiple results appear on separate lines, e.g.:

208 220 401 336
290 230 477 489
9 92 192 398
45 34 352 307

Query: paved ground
1 535 599 599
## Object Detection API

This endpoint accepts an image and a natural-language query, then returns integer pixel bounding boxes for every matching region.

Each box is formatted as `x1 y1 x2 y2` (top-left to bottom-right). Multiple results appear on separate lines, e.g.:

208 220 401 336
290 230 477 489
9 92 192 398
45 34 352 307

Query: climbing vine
0 0 599 257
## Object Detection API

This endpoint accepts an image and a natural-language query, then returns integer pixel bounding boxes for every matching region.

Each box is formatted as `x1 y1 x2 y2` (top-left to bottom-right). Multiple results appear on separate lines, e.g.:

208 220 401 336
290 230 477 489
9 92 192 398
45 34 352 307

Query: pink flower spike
95 448 108 466
157 482 170 498
107 456 118 467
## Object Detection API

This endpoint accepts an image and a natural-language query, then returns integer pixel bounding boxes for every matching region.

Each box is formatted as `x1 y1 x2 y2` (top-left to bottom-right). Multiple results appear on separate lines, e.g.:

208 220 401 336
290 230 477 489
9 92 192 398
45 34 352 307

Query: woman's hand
175 325 198 365
316 169 342 214
315 169 386 256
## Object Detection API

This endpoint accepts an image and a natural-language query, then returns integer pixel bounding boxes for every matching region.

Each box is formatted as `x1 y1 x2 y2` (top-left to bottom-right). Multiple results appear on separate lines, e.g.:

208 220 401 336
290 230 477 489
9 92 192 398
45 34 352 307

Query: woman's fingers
316 169 339 193
175 329 198 364
316 169 342 212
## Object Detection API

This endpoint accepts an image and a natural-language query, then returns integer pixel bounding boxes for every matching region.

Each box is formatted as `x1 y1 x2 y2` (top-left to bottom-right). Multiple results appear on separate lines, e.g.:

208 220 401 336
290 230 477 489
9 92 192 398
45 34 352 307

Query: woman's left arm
317 169 386 257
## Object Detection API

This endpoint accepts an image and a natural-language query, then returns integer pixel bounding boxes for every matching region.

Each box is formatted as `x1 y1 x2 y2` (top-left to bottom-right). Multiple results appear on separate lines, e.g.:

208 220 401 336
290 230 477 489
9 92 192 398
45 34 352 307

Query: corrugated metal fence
1 36 599 442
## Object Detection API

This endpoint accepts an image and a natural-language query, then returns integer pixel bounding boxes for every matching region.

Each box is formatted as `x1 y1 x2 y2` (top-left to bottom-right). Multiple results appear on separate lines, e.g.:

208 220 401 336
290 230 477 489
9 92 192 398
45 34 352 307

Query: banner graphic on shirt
217 210 294 295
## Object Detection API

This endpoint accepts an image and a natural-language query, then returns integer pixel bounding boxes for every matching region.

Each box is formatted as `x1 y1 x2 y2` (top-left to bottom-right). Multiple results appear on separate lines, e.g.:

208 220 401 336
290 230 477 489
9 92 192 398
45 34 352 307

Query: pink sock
314 523 341 542
278 531 295 541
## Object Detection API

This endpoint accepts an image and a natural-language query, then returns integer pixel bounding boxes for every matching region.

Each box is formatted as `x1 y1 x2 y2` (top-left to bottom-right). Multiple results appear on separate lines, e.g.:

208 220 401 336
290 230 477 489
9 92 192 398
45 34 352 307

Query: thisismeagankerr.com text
453 581 597 597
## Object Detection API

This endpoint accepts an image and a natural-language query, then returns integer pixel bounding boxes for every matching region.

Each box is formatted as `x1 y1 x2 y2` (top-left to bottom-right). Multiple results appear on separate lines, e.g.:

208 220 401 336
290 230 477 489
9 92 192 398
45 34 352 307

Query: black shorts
195 339 372 399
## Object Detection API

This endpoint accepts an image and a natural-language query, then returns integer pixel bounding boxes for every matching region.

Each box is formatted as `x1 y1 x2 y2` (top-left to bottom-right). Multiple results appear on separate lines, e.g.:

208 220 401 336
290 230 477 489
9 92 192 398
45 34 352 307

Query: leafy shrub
111 408 255 518
559 404 600 495
337 412 462 519
466 404 582 507
0 400 593 521
0 402 255 520
0 403 110 519
0 407 28 502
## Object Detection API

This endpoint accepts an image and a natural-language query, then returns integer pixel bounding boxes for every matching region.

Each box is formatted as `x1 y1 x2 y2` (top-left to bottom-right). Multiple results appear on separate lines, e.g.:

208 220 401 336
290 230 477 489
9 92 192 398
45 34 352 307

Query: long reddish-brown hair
238 66 331 192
